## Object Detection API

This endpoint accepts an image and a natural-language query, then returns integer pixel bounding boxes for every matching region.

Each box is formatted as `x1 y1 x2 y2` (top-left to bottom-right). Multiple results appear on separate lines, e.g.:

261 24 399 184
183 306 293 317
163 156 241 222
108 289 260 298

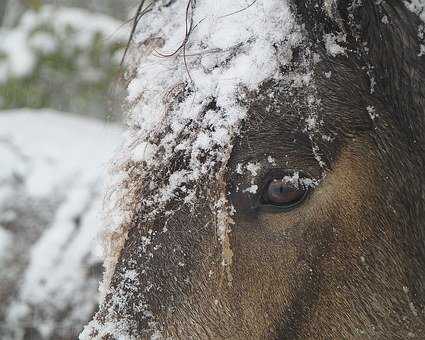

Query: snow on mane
124 0 302 206
81 1 304 338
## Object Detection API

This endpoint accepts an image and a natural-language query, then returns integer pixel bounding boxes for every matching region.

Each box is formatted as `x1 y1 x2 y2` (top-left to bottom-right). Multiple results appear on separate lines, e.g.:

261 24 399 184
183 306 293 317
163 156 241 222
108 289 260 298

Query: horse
82 0 425 338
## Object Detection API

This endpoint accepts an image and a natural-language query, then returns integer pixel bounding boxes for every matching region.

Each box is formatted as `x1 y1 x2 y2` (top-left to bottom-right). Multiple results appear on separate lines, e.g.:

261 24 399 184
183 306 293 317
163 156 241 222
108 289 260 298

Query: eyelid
259 188 310 213
259 169 309 192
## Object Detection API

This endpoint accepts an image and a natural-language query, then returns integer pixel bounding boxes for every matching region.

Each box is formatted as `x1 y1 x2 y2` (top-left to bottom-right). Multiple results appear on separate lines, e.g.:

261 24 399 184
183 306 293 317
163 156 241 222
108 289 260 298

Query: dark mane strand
121 0 154 65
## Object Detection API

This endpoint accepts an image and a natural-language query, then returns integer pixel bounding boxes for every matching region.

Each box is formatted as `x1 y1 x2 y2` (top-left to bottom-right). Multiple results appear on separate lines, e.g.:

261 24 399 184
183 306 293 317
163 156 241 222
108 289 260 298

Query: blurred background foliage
0 0 137 121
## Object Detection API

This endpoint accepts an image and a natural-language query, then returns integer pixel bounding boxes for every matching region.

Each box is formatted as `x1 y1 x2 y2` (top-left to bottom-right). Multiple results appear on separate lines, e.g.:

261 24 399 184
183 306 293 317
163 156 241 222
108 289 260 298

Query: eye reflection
261 175 310 209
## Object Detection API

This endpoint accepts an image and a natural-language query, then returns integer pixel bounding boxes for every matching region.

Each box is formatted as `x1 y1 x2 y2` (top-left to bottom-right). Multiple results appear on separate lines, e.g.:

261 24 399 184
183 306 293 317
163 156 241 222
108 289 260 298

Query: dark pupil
266 180 306 205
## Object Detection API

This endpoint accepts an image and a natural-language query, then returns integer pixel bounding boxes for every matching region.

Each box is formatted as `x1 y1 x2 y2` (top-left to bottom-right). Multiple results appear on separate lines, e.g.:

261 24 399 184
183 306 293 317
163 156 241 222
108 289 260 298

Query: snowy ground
0 109 122 339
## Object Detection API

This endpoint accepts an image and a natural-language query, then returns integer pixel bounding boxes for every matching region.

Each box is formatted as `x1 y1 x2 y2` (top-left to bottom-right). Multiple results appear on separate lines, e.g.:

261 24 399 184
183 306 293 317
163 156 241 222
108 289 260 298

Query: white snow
324 33 347 57
243 184 259 194
283 172 319 188
381 15 389 24
98 0 305 249
246 162 262 177
403 1 425 56
0 109 122 339
405 0 425 22
366 105 379 120
267 156 277 165
0 110 121 197
0 227 12 261
0 29 35 81
124 0 302 161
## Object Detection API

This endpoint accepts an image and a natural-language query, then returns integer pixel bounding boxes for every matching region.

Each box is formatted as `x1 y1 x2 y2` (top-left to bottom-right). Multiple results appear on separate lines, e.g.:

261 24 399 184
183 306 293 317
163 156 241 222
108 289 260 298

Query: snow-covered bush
0 5 128 120
0 110 122 339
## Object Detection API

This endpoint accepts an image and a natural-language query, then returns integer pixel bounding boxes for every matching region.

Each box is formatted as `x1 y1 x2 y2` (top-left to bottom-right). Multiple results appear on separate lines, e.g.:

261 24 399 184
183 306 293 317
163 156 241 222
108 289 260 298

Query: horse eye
262 177 309 209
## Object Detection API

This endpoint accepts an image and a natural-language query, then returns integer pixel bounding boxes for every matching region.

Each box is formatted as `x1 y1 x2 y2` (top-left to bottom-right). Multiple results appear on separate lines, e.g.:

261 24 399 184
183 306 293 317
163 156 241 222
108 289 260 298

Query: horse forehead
123 0 319 201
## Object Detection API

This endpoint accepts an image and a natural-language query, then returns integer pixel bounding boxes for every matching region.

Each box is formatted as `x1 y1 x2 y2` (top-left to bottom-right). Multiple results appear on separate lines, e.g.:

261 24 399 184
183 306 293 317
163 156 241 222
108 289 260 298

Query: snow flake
243 185 258 194
324 33 347 57
366 105 379 120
